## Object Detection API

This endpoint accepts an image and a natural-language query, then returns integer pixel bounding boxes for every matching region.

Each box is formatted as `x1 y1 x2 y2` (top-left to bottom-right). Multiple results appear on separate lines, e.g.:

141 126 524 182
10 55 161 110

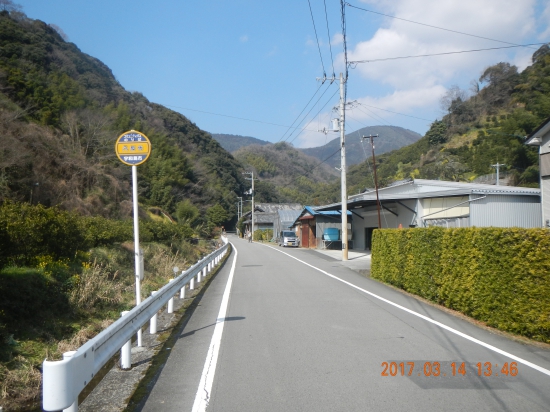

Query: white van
279 230 299 247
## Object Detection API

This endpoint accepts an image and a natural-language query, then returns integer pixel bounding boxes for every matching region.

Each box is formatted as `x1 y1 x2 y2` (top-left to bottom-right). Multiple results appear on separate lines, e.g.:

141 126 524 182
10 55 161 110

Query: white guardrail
42 237 229 411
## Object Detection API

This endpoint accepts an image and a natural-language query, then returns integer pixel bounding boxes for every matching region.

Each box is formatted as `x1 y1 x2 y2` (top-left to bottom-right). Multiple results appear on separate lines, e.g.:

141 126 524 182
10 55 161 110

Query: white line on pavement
192 244 238 412
266 244 550 378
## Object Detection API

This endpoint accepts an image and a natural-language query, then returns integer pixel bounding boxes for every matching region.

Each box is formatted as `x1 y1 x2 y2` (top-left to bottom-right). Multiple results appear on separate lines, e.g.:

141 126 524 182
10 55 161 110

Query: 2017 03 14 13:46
381 361 518 377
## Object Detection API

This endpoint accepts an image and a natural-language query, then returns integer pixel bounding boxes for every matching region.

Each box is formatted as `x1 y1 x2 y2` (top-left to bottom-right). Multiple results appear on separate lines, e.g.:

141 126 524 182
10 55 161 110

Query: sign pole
132 165 142 347
115 129 151 348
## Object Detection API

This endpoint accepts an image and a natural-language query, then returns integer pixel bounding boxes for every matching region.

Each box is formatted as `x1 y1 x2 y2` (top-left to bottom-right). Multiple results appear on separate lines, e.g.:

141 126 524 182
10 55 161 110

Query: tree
0 0 22 12
206 204 228 230
440 85 468 114
176 200 199 226
426 120 448 146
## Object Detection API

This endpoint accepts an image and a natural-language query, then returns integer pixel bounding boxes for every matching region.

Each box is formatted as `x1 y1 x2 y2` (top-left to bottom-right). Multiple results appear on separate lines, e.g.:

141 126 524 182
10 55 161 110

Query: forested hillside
233 142 339 205
211 133 270 152
0 10 245 224
343 45 549 194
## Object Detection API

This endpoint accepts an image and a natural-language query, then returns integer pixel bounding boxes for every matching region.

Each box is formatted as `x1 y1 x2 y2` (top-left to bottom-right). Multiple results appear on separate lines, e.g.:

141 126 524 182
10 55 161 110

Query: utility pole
491 162 506 186
242 172 255 239
236 197 243 220
364 134 381 229
339 72 348 261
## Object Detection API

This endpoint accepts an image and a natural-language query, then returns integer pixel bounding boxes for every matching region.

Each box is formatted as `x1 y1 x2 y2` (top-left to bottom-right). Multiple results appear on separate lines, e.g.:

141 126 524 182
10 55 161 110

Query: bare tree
0 0 22 12
49 24 69 41
439 85 468 114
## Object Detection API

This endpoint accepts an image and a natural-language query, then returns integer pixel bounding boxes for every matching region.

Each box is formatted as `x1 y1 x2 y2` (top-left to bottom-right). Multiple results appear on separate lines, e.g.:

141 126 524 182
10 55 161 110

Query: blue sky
15 0 550 148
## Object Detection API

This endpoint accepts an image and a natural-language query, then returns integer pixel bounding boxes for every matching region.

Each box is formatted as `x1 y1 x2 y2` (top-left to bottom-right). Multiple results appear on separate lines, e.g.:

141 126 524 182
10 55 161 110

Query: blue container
323 228 339 241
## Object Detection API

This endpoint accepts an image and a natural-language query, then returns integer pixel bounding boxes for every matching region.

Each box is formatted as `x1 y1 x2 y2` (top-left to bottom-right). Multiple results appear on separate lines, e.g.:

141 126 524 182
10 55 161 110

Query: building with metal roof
525 115 550 227
242 203 302 235
273 209 302 240
291 206 353 249
317 178 541 250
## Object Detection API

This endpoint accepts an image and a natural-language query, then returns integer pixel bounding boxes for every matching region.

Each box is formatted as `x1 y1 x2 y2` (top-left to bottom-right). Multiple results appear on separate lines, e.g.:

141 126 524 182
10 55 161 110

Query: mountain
211 133 271 152
342 45 549 195
300 126 422 168
0 10 245 222
233 142 339 205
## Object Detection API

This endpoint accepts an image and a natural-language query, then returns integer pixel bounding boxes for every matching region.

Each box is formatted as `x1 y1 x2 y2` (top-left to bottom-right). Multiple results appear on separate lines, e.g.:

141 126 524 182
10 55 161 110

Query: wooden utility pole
366 134 381 229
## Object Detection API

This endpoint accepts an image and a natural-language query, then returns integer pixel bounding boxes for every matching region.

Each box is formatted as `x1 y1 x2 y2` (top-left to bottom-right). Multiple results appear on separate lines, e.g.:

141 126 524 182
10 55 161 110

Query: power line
278 82 324 142
351 105 390 126
283 84 336 143
307 0 326 77
346 2 539 49
353 102 433 122
162 103 321 134
287 88 340 145
348 43 549 66
323 0 336 77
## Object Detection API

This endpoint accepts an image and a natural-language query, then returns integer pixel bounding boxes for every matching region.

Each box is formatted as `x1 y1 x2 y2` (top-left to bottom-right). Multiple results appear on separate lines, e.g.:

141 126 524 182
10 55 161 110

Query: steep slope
300 125 422 168
340 45 549 195
233 142 339 205
211 133 271 152
0 11 245 220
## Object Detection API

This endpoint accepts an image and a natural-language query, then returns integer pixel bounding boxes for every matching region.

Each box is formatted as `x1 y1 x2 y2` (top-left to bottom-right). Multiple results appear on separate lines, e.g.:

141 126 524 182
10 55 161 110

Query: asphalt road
139 234 550 412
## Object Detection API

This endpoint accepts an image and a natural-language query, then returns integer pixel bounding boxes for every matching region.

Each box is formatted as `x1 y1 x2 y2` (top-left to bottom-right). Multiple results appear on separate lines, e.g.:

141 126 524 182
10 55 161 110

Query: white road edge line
265 244 550 378
192 243 238 412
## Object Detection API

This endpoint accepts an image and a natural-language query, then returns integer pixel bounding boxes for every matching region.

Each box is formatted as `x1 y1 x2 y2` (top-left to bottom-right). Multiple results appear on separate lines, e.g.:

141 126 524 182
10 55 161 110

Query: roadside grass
0 239 212 411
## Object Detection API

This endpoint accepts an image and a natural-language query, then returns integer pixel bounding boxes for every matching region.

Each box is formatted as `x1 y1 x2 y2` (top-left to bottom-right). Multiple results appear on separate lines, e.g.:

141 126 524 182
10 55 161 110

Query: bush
0 202 85 267
372 227 550 342
253 229 273 241
0 267 70 335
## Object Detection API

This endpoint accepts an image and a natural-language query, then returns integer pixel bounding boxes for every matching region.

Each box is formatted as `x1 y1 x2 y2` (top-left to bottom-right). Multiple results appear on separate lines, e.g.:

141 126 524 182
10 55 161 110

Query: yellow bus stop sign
115 130 151 166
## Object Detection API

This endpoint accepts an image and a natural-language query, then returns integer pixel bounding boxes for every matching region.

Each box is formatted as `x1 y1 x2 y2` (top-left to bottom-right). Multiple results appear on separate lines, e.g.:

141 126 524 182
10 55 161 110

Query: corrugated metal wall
470 194 542 228
543 177 550 227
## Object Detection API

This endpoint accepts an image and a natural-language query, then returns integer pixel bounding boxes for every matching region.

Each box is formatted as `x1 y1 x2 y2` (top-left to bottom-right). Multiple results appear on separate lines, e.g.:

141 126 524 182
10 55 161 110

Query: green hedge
371 227 550 342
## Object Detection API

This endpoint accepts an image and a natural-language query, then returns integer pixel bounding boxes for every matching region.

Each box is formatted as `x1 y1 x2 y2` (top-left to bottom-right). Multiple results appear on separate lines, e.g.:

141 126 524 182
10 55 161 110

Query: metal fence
42 237 229 411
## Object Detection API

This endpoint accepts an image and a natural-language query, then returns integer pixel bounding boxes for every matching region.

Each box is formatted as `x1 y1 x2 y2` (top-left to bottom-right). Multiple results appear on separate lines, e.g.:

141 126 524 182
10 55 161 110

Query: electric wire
277 82 324 143
352 105 390 126
348 43 549 66
286 87 340 146
283 83 336 144
307 0 326 77
354 102 433 122
346 2 539 49
162 104 321 133
323 0 336 77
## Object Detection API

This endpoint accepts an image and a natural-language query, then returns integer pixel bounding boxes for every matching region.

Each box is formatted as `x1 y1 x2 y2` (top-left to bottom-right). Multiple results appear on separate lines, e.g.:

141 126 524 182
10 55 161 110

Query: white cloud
539 3 550 40
296 0 548 147
240 35 248 43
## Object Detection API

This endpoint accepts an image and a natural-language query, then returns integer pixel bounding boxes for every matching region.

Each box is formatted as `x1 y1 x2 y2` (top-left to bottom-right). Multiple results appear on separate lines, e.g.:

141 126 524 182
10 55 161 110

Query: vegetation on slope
0 9 245 226
344 45 549 193
300 125 422 168
233 142 339 205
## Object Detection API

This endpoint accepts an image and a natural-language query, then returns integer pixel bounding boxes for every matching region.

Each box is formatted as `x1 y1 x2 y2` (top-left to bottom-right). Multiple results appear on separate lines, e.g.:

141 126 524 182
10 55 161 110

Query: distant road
140 234 550 411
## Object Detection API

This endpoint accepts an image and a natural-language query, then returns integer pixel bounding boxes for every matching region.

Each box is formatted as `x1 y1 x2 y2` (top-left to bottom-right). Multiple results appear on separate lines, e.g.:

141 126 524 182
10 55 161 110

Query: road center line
265 244 550 378
192 243 238 412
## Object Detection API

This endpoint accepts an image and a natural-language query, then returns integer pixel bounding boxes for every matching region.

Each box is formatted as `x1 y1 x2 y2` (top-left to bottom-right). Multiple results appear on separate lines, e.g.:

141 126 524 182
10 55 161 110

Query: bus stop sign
115 130 151 166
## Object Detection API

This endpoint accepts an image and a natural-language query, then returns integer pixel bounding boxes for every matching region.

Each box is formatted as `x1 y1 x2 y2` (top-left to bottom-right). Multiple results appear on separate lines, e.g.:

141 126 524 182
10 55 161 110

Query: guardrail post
202 266 207 280
190 277 195 290
120 311 131 370
150 291 158 334
167 279 174 313
61 351 78 412
180 283 185 299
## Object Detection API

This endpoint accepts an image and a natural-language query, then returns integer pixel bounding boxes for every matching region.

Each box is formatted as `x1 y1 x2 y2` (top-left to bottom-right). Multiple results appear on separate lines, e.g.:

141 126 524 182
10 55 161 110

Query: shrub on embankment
371 227 550 343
